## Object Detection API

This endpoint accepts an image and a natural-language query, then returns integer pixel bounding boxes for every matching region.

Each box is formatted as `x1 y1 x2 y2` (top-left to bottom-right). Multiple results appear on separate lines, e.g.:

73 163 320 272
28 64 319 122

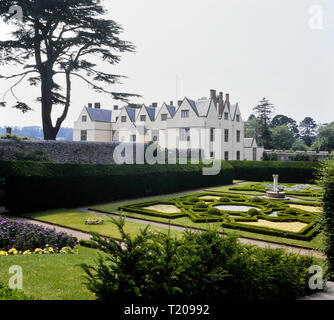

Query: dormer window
82 115 87 122
181 110 189 118
224 112 228 120
121 116 127 123
161 114 168 121
140 115 146 122
236 115 240 122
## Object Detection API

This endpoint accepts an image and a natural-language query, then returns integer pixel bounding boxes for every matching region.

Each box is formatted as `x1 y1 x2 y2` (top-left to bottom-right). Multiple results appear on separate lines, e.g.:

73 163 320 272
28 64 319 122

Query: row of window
82 129 242 143
209 151 241 160
82 111 241 123
183 128 241 143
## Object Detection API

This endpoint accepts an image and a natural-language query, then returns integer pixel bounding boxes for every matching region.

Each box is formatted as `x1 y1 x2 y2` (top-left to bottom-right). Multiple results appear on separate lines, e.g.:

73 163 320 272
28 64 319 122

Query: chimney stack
178 100 183 107
152 102 158 108
218 92 224 116
94 102 101 109
88 103 93 108
225 94 230 110
210 89 217 110
113 105 119 110
170 101 174 106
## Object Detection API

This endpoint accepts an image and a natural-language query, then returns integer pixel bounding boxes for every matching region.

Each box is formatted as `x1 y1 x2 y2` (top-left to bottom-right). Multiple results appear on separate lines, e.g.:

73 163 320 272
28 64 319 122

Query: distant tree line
0 126 73 141
245 97 334 152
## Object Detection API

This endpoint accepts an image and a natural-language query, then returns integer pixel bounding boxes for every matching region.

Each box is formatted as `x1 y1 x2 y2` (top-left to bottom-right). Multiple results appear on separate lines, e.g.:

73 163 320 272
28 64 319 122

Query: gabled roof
111 109 121 123
124 106 137 122
194 99 212 117
86 107 112 123
244 138 256 148
145 106 156 121
230 104 238 120
166 105 176 117
182 98 213 118
186 98 199 116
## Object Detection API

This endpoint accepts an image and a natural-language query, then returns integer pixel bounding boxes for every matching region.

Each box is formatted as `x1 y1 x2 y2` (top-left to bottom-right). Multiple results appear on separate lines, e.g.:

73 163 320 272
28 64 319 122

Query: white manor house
73 89 264 161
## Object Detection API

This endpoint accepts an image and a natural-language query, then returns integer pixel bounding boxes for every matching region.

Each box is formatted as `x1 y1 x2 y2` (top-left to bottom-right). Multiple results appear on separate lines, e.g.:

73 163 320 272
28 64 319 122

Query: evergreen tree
299 117 318 147
253 97 275 148
0 0 139 140
271 114 299 137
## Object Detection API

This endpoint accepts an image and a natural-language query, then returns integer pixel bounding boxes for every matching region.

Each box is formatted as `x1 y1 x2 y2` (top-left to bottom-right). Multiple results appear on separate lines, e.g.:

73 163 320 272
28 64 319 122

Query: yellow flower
46 247 54 254
8 248 18 255
23 250 32 255
34 248 43 254
0 251 8 256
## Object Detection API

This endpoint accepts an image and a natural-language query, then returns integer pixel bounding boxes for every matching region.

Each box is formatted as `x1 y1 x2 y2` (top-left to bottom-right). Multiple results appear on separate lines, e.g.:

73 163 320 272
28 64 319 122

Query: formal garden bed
229 182 322 197
117 193 322 241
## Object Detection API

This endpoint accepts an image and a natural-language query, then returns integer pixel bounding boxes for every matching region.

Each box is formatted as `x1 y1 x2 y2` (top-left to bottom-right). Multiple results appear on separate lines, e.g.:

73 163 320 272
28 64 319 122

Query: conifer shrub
81 217 316 301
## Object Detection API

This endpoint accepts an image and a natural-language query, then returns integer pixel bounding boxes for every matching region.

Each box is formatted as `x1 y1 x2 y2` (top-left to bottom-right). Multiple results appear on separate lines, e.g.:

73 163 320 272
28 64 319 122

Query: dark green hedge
228 160 320 183
1 161 233 213
317 160 334 275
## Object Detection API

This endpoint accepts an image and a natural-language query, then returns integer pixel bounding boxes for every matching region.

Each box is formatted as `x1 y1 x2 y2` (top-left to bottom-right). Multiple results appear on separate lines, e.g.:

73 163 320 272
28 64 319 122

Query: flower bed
119 193 322 241
0 217 78 252
0 246 78 256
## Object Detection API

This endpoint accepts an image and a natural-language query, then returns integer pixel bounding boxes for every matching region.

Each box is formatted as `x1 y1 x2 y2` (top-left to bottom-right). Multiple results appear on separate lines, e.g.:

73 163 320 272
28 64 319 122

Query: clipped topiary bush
251 197 263 203
285 208 298 216
207 208 221 216
248 208 259 216
220 197 231 203
195 201 208 209
188 196 200 203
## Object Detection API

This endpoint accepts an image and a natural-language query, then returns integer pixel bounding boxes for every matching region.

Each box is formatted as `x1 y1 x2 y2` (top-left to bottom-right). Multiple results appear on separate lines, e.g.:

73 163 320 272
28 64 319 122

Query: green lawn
0 246 102 300
24 210 183 239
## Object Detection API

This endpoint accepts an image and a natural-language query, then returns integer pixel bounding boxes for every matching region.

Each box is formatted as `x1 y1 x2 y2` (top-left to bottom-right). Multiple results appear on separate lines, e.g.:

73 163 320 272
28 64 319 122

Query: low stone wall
0 140 125 164
0 139 204 164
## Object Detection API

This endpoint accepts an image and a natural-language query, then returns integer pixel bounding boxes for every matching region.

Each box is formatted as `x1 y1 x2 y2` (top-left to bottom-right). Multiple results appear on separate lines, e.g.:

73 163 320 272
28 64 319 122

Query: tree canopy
312 122 334 152
0 0 139 139
299 117 318 147
253 97 275 148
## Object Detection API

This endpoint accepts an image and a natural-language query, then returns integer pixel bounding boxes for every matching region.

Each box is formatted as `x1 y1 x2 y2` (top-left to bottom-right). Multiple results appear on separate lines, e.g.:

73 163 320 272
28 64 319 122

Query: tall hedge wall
317 160 334 276
0 161 233 213
228 160 320 183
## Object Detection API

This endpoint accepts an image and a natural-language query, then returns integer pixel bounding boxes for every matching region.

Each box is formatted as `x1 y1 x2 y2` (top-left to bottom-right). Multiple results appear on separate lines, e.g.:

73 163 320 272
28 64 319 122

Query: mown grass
0 246 103 300
24 210 183 239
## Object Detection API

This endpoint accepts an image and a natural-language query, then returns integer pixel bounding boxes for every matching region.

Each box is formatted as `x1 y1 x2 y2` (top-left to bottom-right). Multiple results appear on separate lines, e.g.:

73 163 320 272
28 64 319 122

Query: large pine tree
0 0 138 140
253 97 275 148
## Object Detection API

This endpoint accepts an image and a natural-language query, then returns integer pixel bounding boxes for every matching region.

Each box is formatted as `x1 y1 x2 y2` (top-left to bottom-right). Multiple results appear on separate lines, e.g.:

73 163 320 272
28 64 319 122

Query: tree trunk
41 69 58 140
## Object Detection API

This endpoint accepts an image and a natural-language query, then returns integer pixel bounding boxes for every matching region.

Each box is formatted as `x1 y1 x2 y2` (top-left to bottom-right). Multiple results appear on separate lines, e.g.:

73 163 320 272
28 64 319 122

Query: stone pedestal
266 174 287 200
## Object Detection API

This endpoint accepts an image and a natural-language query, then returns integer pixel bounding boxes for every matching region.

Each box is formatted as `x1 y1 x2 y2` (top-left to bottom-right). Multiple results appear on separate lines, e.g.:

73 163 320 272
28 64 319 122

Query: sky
0 0 333 128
